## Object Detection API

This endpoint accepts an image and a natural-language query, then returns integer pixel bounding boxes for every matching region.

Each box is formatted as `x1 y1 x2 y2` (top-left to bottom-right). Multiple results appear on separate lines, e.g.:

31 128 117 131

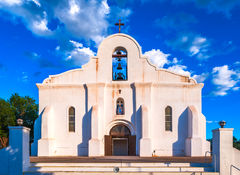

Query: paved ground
30 156 212 163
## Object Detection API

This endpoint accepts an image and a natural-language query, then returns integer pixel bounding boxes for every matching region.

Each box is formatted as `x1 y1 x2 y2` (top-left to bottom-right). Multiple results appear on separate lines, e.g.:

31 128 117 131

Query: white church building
31 33 210 157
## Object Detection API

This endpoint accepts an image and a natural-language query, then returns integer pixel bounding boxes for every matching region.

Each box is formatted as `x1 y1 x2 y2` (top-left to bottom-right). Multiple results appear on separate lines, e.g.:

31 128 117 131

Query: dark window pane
69 123 75 132
165 121 172 131
165 106 172 131
69 107 75 132
166 115 172 121
69 107 75 115
165 106 172 115
69 115 75 121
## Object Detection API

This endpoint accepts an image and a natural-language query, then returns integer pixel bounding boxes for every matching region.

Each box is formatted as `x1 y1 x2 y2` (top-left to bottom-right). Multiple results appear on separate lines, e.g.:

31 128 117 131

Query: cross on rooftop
115 19 124 33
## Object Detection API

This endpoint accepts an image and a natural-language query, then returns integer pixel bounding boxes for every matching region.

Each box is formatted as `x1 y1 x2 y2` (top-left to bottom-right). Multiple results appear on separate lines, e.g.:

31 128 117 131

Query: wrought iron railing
205 151 216 172
230 165 240 175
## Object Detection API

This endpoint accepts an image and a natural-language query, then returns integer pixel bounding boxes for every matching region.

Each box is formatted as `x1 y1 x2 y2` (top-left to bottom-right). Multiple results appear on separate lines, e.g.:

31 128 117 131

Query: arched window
69 107 75 132
112 47 128 81
116 98 125 115
165 106 172 131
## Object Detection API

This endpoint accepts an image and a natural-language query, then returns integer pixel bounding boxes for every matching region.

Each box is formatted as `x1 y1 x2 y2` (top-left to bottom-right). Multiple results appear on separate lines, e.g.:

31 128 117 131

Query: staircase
24 156 219 175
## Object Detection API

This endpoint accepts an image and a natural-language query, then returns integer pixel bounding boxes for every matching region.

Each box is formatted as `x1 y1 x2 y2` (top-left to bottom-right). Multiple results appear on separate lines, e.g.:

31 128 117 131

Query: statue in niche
116 98 124 115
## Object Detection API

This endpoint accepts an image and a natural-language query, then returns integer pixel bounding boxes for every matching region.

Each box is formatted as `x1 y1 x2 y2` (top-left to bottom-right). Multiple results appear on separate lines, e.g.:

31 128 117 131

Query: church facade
31 33 210 157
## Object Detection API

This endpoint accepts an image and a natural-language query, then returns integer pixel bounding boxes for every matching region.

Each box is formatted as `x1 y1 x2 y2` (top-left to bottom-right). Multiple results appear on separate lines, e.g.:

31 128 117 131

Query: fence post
8 126 30 175
212 128 234 175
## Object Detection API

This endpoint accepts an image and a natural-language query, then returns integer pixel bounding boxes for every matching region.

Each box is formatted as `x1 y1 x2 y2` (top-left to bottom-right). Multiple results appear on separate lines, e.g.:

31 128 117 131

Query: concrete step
24 172 220 175
26 166 214 172
25 162 216 173
26 157 217 175
29 162 212 167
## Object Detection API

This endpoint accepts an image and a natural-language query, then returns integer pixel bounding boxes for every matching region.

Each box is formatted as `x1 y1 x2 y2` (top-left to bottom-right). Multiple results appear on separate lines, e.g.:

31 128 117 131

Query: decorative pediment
39 33 198 86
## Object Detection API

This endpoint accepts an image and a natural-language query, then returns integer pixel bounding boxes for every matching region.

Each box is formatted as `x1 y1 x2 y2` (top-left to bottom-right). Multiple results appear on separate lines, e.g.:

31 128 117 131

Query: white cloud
190 37 208 56
187 36 210 59
32 0 40 7
69 0 80 16
144 49 192 77
0 0 133 67
193 73 209 83
0 0 127 45
32 17 51 35
93 36 106 46
172 57 178 64
101 0 110 14
206 120 218 124
234 61 240 65
233 87 240 91
167 65 191 76
167 33 211 60
0 0 22 6
0 1 53 36
54 0 110 45
113 8 131 18
55 46 60 51
109 6 131 20
65 40 95 66
144 49 170 68
69 40 83 48
20 72 29 82
212 65 239 96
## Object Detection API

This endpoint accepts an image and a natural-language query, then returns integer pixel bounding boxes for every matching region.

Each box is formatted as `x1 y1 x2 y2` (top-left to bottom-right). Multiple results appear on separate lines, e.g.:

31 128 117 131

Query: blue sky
0 0 240 139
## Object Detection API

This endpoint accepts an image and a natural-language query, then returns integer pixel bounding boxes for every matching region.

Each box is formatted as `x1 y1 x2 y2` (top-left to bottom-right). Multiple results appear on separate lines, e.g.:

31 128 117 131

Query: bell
117 63 122 70
117 50 121 55
117 73 124 80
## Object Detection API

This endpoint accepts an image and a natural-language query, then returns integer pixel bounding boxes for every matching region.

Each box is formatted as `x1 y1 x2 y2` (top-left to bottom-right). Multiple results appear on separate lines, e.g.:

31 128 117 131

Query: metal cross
115 19 124 33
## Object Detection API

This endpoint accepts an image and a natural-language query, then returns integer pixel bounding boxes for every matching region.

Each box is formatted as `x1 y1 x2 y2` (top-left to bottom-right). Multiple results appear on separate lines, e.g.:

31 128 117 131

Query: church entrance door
105 124 136 156
112 138 128 156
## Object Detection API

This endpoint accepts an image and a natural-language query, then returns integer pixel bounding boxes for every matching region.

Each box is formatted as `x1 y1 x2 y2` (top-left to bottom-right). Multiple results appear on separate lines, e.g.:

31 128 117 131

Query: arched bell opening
105 124 136 156
112 47 128 81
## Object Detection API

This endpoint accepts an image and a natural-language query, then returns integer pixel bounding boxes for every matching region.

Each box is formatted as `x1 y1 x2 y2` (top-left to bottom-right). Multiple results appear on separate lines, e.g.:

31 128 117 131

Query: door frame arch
105 119 136 136
104 119 136 156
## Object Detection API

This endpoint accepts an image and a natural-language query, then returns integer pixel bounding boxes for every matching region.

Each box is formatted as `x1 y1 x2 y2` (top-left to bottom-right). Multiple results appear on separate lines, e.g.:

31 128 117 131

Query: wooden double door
104 125 136 156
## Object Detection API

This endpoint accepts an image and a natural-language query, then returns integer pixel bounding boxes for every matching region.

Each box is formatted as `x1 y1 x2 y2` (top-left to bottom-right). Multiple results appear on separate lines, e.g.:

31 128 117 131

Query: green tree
0 99 15 137
233 136 240 150
206 137 240 151
9 93 38 141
